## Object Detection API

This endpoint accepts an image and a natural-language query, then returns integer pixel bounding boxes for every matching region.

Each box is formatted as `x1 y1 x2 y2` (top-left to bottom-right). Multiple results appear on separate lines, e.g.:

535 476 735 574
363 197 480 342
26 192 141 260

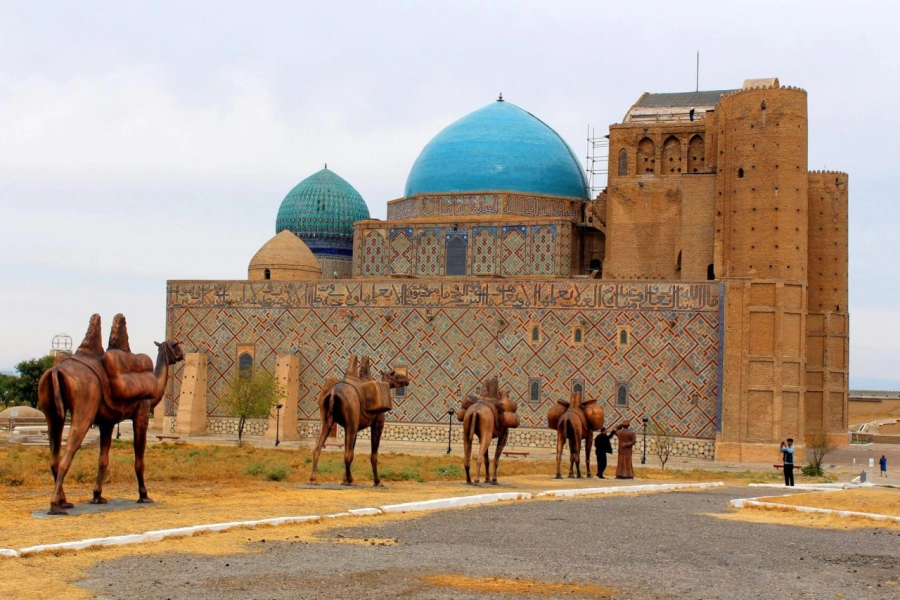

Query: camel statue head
155 340 186 366
381 368 410 390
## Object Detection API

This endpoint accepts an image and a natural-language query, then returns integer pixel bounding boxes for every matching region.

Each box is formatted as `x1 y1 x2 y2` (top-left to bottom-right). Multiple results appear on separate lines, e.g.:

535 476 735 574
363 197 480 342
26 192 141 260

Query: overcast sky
1 1 896 387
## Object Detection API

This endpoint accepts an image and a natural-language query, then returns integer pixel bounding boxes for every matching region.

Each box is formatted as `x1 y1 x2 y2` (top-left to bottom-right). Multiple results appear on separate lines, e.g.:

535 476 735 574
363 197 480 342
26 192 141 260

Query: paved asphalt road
81 487 900 599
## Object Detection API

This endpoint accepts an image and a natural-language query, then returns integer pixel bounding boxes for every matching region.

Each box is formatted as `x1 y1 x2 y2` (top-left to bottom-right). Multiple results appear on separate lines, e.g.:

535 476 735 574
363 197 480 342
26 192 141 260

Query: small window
690 393 699 406
589 258 602 270
616 383 629 407
264 268 271 280
572 380 584 397
445 236 467 276
528 378 541 405
238 352 253 378
572 326 583 344
738 168 744 178
707 264 715 280
530 324 541 344
617 148 628 176
394 365 408 398
617 326 631 348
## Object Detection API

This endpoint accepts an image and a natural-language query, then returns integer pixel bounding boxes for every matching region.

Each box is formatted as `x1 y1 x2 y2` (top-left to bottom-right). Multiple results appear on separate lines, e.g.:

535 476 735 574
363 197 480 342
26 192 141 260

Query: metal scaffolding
585 126 608 198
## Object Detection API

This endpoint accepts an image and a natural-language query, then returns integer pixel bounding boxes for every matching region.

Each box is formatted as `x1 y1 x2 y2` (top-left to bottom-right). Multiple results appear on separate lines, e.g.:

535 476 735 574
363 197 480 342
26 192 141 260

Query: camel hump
76 313 104 357
102 349 153 377
107 313 131 352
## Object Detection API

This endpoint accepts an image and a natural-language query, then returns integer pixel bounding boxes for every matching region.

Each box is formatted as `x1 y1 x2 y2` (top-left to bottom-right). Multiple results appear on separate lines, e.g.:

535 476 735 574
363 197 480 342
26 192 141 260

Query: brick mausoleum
160 77 849 462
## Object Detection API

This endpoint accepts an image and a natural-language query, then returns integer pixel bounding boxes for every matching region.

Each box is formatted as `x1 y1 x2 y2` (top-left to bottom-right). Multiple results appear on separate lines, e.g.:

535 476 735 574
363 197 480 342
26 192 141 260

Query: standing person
780 438 795 487
594 427 614 479
880 454 888 477
614 422 636 479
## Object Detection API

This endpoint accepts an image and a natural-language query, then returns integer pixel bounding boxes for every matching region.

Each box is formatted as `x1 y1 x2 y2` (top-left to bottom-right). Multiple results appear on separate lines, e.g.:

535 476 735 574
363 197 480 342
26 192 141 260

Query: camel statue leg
45 408 73 510
475 426 492 485
584 432 593 478
50 409 94 515
463 412 475 485
491 429 508 484
133 405 153 503
309 390 336 485
370 413 385 487
91 422 114 504
574 433 583 479
342 420 358 486
555 422 566 479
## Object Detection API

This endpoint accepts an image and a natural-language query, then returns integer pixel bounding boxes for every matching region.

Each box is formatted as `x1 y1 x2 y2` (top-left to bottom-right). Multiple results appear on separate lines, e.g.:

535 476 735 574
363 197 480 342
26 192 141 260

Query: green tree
14 355 54 408
219 367 284 444
650 420 674 470
801 433 837 477
0 373 21 407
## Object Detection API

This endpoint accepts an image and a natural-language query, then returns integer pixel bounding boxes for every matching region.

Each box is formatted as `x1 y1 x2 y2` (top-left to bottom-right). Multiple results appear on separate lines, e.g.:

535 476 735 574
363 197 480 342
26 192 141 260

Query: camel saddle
102 349 156 401
63 353 125 416
323 376 393 415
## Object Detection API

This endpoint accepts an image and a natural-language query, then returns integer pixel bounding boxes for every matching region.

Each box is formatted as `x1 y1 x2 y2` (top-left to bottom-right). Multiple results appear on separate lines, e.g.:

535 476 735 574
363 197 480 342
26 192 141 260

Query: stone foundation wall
207 417 268 437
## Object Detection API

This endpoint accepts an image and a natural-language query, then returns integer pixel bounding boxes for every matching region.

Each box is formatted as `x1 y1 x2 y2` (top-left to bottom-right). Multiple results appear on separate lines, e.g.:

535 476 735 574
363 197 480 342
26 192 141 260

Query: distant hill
850 376 900 391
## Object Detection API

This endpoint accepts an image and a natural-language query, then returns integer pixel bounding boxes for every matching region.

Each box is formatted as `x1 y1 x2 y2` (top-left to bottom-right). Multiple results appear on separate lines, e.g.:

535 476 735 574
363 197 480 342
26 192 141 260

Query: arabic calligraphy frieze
167 280 723 312
386 193 581 221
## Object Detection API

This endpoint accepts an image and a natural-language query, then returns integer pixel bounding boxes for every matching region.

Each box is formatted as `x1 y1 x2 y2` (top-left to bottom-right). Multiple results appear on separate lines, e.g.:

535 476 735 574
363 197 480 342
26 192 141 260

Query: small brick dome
248 230 322 280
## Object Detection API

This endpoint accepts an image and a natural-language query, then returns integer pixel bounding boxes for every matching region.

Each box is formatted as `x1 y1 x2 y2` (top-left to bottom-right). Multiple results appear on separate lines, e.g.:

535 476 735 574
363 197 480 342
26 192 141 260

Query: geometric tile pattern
358 231 386 277
558 225 572 277
471 226 497 276
530 224 556 276
390 228 413 276
167 280 723 439
416 228 442 276
387 193 578 220
501 226 527 277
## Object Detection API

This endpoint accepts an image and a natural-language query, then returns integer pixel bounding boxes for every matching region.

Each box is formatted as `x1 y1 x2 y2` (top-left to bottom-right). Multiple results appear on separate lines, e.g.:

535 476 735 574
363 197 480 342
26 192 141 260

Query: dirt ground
758 487 900 516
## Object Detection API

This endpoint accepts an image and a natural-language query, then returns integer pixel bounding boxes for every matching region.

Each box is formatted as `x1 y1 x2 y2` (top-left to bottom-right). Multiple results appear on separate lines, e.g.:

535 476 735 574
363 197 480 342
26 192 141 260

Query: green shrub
243 462 265 476
380 467 424 482
434 463 462 478
265 464 290 481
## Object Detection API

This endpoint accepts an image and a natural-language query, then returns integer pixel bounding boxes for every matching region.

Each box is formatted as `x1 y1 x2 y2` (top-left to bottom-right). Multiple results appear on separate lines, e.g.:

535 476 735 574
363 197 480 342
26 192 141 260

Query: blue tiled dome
405 100 589 199
275 168 370 257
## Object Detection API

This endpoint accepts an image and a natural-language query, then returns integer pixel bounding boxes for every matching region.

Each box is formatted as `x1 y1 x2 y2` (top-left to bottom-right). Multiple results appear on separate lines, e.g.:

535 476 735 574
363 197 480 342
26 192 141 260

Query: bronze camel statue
308 357 409 486
37 314 184 515
460 377 519 485
548 391 605 479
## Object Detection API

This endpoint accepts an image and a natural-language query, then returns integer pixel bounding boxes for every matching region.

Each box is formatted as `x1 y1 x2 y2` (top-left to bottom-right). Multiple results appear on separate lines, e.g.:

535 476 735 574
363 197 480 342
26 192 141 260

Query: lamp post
275 404 283 447
447 409 454 454
116 422 121 440
641 417 649 465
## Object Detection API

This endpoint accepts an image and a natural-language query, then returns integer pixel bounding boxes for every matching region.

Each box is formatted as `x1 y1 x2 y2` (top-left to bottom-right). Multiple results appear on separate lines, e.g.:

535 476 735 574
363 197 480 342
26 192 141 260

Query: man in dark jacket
594 427 614 479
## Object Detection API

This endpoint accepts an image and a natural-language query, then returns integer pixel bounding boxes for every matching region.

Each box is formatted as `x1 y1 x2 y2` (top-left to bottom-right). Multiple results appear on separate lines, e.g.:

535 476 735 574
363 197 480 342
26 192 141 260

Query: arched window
589 258 602 270
573 327 583 344
620 329 628 345
572 380 584 397
616 383 629 407
264 268 271 280
707 264 716 280
675 250 682 272
617 148 628 176
531 324 541 344
238 352 253 378
688 134 705 173
529 378 541 404
637 138 655 174
445 236 467 276
662 136 681 173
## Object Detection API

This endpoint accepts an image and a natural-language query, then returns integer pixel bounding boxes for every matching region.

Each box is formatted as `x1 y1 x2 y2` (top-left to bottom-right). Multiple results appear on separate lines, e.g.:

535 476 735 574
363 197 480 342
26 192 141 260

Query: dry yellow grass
716 487 900 531
757 488 900 516
424 574 615 597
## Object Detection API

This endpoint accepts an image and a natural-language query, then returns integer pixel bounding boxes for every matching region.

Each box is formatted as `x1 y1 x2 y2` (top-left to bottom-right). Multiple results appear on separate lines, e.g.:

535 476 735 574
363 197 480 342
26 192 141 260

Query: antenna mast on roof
696 51 699 92
585 125 608 198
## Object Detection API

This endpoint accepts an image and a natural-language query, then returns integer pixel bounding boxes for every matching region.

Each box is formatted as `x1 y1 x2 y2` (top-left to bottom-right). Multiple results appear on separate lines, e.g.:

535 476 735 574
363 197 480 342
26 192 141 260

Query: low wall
168 417 715 459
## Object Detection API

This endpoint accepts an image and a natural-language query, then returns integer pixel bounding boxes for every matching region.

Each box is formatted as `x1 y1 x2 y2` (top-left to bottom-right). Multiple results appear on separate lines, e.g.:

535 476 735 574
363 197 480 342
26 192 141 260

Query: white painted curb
748 483 857 490
380 492 531 514
348 507 382 516
0 548 21 558
731 498 900 523
535 481 724 498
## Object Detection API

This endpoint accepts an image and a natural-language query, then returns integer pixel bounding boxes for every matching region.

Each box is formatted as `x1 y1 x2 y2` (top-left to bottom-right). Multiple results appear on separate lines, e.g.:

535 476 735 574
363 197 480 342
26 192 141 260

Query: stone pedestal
149 399 166 433
264 355 300 443
175 353 208 437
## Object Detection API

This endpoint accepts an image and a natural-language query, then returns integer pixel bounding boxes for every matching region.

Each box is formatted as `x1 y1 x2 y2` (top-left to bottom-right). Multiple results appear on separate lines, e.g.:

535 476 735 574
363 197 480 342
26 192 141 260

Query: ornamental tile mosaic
358 231 386 277
501 226 527 277
387 193 579 221
390 228 413 276
167 280 723 440
416 228 443 277
471 227 498 276
530 224 556 276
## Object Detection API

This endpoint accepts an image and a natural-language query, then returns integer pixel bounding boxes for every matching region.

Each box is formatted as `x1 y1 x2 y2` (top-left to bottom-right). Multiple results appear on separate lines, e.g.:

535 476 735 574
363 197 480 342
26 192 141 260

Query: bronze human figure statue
37 314 184 515
613 421 636 479
548 392 605 479
308 356 409 486
459 376 520 485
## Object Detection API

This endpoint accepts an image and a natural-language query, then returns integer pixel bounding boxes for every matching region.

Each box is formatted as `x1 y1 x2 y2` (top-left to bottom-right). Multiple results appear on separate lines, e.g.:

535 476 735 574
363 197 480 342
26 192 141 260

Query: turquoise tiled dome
275 168 370 257
405 100 589 199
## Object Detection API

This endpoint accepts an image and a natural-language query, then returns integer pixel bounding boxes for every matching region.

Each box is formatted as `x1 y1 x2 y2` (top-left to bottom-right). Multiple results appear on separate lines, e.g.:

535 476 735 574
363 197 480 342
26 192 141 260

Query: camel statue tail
564 419 577 450
327 386 336 417
50 368 65 420
466 411 478 441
